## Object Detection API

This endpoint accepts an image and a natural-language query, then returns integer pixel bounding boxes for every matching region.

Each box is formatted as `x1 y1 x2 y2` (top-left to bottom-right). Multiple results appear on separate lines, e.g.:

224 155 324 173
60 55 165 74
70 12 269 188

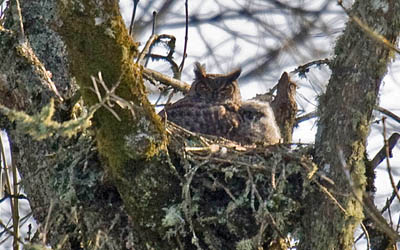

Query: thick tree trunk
1 0 174 249
299 1 400 249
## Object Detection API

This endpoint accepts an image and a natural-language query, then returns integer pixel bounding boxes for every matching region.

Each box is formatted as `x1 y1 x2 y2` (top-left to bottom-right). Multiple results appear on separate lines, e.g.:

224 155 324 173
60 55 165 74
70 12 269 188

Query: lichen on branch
0 99 91 140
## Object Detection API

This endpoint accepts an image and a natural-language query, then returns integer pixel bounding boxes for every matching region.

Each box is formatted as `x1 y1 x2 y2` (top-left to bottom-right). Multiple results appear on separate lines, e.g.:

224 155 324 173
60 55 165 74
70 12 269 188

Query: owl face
187 63 242 104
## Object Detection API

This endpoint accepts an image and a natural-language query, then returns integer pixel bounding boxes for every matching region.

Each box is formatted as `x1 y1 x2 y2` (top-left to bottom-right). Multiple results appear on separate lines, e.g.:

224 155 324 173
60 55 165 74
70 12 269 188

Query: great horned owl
160 62 281 145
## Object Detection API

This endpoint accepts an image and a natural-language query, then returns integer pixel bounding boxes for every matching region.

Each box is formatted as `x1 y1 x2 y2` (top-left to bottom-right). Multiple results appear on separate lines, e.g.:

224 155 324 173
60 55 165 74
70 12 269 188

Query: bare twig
207 173 237 202
11 144 19 250
381 179 400 215
239 12 326 82
132 0 177 37
338 1 400 55
25 224 32 241
145 11 158 67
136 33 182 78
370 133 400 169
338 144 400 243
128 0 140 35
291 58 330 76
181 160 208 250
142 67 190 93
353 16 400 54
178 0 189 73
0 219 24 245
89 72 137 121
147 53 180 75
382 118 400 203
136 34 157 65
151 10 157 35
376 106 400 124
295 105 400 128
387 203 394 228
315 180 348 214
359 222 371 250
295 111 317 125
245 165 287 245
0 1 9 23
397 212 400 232
42 199 54 245
362 193 400 242
0 130 20 250
0 130 11 199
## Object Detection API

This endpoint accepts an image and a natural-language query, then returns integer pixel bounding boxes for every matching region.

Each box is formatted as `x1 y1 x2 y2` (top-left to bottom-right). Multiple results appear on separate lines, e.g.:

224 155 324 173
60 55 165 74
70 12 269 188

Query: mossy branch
0 99 92 140
0 72 130 140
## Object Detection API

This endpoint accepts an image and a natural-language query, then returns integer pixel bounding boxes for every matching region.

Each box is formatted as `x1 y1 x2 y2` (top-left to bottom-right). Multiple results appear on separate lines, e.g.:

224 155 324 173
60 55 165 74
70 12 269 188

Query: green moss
56 0 166 174
55 3 171 247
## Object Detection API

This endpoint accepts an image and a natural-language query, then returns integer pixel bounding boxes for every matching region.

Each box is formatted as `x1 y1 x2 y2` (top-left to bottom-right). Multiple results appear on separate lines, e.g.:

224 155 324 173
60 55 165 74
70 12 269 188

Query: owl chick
159 62 281 145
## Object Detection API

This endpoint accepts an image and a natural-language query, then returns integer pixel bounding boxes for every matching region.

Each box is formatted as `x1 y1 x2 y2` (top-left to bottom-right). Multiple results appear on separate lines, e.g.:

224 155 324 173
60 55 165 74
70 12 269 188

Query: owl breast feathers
159 62 281 145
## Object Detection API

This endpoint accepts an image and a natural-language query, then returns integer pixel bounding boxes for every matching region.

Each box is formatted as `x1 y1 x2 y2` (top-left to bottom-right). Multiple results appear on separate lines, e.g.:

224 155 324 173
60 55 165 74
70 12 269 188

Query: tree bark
299 1 400 249
1 0 175 249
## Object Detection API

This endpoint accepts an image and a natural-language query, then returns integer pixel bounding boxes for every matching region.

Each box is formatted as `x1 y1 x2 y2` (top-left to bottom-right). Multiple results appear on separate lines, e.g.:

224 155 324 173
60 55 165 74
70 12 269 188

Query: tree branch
143 67 190 93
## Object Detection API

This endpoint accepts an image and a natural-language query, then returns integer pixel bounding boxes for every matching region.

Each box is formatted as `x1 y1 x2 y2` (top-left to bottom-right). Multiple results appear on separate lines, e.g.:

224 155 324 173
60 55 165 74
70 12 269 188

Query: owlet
159 62 281 145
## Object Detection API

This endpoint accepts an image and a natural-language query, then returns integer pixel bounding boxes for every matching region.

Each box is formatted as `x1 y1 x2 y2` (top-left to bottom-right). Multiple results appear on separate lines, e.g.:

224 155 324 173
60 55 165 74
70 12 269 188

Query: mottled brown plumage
160 62 281 145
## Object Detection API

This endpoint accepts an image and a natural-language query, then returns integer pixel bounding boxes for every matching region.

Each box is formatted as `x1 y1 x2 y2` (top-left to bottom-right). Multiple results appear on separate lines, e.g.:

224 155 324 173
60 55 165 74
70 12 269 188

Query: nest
163 122 317 249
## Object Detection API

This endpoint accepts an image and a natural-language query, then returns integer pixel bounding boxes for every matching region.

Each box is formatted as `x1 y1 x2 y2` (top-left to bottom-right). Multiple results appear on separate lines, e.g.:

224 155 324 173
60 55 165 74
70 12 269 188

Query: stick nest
164 122 317 249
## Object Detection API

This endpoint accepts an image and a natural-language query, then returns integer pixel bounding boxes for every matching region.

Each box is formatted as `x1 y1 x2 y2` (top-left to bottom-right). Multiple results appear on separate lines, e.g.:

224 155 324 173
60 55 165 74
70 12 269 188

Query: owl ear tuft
226 68 242 82
194 62 207 79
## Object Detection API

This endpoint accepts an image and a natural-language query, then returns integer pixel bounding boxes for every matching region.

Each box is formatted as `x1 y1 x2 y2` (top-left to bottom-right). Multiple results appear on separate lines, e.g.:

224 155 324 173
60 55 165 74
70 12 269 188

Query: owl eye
220 84 234 95
195 82 209 93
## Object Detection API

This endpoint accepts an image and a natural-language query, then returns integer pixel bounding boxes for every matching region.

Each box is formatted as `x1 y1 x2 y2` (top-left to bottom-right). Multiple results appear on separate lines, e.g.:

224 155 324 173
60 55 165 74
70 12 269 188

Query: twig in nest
185 144 221 154
207 173 237 202
181 160 208 249
245 166 287 245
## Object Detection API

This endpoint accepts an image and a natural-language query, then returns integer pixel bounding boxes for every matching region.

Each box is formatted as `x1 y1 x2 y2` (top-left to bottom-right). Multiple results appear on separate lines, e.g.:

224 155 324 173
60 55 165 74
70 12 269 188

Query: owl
159 62 281 145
